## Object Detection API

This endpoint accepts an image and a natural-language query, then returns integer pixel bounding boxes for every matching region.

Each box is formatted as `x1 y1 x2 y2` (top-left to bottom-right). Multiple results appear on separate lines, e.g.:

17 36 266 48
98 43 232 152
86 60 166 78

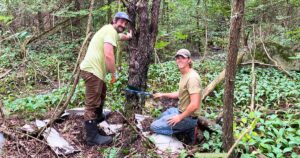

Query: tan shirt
80 24 119 81
178 69 202 117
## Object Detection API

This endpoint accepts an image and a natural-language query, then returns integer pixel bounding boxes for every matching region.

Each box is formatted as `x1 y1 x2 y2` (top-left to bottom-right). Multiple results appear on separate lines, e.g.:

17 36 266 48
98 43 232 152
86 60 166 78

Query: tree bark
222 0 245 157
72 0 81 27
37 11 44 32
125 0 161 116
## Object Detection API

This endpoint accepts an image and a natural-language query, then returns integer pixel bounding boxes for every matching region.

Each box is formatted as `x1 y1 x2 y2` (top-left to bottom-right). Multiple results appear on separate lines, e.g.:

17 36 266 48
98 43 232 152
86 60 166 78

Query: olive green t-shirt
178 69 202 117
80 24 119 81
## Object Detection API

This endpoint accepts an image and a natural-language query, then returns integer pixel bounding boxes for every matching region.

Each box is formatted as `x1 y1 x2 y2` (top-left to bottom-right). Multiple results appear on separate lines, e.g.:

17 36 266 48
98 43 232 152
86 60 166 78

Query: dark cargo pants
81 70 106 121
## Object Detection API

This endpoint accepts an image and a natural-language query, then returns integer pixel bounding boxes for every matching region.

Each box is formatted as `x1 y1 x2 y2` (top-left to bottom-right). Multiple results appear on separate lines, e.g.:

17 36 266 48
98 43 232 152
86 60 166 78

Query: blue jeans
150 107 198 135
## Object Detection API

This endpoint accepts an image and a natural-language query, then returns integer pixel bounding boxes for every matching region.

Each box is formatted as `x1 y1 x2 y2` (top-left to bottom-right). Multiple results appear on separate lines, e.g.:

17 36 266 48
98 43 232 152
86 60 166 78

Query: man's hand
120 30 133 41
153 93 163 99
126 30 132 39
110 73 118 84
167 115 183 126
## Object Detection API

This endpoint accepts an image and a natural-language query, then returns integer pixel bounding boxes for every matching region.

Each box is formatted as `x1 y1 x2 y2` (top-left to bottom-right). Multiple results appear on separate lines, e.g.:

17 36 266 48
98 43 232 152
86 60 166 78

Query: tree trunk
222 0 245 157
125 0 161 116
72 0 81 27
37 11 45 32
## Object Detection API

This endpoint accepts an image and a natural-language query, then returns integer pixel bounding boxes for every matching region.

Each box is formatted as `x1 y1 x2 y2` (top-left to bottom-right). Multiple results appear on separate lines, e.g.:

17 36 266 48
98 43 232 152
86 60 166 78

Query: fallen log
202 51 246 100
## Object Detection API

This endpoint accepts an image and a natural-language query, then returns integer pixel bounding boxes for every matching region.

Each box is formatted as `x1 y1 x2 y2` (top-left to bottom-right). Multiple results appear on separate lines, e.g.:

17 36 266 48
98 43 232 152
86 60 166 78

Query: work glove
110 72 119 84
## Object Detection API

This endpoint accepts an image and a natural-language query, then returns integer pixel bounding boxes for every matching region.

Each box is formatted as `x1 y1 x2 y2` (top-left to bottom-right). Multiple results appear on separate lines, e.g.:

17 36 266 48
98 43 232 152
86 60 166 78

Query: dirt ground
0 98 194 158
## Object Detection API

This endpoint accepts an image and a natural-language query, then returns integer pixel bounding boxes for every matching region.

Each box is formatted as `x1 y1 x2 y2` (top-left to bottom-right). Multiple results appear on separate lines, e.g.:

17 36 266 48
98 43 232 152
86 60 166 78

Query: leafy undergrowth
2 58 300 157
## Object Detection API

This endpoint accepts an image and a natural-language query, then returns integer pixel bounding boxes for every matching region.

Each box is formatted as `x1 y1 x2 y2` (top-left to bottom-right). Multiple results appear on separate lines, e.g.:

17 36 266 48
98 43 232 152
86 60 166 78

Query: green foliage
286 27 300 42
236 111 300 157
0 14 12 24
99 147 118 158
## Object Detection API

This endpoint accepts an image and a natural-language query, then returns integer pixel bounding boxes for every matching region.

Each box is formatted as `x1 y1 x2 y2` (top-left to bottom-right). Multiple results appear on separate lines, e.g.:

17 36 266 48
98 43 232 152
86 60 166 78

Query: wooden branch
250 29 256 111
1 126 60 158
198 116 217 131
37 1 95 135
202 51 246 100
0 69 12 79
149 0 161 49
226 119 257 157
85 0 94 36
259 25 291 77
0 100 5 122
117 111 156 149
121 0 129 7
241 60 294 76
28 61 56 87
241 60 276 67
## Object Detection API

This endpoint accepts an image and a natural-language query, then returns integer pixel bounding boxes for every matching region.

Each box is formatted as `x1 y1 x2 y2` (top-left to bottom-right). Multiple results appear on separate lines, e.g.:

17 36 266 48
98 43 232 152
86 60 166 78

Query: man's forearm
161 92 179 99
105 56 116 73
179 104 199 119
104 43 116 73
179 93 201 119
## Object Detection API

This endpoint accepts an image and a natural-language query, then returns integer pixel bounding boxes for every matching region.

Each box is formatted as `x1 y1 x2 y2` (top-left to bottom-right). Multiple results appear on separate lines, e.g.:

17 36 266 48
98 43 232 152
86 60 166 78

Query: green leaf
155 41 170 49
0 15 13 24
174 31 188 40
204 131 210 140
202 143 209 150
241 117 247 123
283 147 292 153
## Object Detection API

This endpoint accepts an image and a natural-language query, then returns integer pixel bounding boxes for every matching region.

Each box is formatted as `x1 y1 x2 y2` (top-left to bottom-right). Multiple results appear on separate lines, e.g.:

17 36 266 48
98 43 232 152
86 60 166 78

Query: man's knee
150 122 157 132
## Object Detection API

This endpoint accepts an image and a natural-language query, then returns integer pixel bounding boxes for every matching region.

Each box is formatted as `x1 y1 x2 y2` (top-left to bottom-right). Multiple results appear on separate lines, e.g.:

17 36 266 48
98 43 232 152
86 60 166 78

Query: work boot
186 126 198 145
85 120 112 146
95 107 111 124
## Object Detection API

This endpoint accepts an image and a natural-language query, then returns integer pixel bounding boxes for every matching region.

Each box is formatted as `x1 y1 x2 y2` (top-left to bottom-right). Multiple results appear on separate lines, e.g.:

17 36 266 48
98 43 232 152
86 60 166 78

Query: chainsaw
124 85 153 98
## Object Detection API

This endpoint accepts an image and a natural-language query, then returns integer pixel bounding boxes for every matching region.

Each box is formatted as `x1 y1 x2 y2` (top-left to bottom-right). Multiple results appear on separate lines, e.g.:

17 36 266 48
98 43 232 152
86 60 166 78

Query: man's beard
117 26 125 33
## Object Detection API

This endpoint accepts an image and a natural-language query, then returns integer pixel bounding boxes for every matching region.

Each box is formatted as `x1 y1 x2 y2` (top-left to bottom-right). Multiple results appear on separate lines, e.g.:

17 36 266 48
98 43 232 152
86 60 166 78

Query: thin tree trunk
37 11 44 32
222 0 245 157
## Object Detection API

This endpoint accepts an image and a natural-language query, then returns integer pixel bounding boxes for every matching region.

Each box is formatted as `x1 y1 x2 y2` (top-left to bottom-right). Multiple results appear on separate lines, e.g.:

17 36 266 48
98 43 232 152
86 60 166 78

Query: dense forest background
0 0 299 157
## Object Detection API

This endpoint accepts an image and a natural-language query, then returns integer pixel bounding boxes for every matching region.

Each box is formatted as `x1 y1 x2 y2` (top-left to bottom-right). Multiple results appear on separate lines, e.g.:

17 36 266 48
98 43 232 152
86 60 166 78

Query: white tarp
62 107 111 117
134 114 184 154
98 121 123 135
0 133 5 154
36 120 77 155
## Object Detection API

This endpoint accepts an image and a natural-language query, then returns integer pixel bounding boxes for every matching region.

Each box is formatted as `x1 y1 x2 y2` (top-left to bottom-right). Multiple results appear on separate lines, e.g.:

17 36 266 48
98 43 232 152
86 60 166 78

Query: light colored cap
175 49 191 58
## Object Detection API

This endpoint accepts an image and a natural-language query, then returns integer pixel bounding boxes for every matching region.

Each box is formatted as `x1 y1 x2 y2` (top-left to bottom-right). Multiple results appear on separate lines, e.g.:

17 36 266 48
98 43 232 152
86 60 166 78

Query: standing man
80 12 132 146
150 49 202 145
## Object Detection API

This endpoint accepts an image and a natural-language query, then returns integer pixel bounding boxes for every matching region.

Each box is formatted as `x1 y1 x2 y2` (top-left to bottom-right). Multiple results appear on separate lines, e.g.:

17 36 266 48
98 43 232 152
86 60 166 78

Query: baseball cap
175 49 191 58
114 12 132 22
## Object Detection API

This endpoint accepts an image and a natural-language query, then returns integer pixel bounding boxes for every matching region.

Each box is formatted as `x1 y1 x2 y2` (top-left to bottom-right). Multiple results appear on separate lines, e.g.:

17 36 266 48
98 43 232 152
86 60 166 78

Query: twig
124 150 137 158
0 69 12 79
226 119 257 158
28 60 56 87
13 129 60 158
259 25 291 77
0 100 5 122
241 61 277 67
250 25 256 111
37 0 94 136
117 111 156 149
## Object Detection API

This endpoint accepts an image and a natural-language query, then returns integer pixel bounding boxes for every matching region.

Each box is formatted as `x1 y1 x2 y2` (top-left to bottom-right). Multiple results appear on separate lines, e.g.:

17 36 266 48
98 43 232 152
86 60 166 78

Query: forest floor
0 98 200 158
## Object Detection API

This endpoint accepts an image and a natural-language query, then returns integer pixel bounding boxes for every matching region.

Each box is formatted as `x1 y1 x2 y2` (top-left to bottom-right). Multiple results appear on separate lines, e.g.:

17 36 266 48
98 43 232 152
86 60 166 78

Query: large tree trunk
222 0 245 157
125 0 161 116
